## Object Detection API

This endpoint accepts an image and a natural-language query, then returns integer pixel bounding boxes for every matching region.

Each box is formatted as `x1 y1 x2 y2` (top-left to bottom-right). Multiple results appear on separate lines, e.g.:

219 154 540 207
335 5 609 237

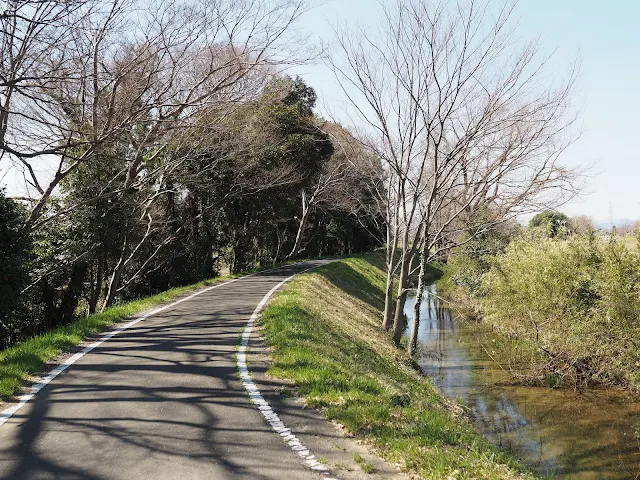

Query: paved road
0 262 328 480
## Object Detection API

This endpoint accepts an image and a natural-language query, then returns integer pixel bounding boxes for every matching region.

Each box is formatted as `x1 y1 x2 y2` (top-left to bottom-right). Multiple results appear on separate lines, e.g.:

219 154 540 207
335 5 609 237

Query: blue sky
291 0 640 222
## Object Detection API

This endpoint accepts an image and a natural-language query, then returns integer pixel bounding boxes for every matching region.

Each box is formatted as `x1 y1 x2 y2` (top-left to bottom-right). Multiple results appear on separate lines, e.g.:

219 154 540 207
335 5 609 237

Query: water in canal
404 284 640 479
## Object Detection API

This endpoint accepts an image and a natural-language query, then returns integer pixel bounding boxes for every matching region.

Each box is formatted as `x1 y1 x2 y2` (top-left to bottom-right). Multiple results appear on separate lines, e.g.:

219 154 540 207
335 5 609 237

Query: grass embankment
260 254 531 479
0 273 244 401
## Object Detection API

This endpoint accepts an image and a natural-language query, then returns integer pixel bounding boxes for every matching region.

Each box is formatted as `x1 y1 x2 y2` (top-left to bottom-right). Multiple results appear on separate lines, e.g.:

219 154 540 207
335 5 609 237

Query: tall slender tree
330 0 581 347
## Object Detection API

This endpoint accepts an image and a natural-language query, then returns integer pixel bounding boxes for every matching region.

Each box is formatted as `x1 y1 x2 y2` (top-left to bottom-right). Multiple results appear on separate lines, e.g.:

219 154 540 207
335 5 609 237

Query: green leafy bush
482 233 640 388
528 210 572 238
445 222 519 298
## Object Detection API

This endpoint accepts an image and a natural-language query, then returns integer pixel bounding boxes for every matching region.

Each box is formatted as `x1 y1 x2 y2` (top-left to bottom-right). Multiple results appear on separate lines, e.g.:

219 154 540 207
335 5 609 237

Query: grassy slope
0 273 244 400
260 254 531 479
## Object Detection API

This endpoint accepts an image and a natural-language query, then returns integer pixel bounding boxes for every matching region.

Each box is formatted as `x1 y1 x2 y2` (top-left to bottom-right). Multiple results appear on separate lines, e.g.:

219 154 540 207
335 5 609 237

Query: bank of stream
404 284 640 479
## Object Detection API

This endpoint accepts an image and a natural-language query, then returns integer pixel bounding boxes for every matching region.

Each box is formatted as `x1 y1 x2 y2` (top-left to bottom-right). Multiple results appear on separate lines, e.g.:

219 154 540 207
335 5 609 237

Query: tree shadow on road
0 277 322 480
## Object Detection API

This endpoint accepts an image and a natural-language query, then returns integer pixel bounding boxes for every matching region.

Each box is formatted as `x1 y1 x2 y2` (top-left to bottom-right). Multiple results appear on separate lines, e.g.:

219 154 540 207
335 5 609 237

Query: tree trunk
89 255 105 314
382 269 395 331
203 242 213 278
392 256 411 345
41 278 58 330
0 88 14 148
58 261 88 325
382 206 399 330
102 237 129 311
288 189 310 259
408 250 426 354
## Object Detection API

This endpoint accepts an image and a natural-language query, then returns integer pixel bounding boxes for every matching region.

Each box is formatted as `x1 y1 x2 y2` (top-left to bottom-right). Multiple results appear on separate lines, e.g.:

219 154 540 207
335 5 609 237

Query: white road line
0 266 291 428
237 268 339 480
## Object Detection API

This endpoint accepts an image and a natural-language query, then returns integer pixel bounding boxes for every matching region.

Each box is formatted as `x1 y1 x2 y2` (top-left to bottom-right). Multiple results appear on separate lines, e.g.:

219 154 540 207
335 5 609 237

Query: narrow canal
404 284 640 479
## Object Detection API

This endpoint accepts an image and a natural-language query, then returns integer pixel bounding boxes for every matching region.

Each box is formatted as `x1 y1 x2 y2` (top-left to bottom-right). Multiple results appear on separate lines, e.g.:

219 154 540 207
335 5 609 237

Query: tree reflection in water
404 284 640 480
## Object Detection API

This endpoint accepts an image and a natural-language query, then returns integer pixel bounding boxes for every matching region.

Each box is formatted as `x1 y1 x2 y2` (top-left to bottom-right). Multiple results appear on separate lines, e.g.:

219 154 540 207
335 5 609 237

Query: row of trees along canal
327 0 583 353
0 0 584 353
0 0 383 348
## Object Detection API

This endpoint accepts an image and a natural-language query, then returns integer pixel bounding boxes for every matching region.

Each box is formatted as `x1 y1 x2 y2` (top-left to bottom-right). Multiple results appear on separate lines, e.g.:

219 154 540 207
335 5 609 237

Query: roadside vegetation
260 255 532 479
0 1 384 352
440 213 640 391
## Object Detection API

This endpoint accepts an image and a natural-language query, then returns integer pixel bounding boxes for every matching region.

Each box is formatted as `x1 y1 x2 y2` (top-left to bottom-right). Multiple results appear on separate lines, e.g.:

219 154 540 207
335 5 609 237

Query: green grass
260 254 532 479
354 454 376 474
0 273 246 401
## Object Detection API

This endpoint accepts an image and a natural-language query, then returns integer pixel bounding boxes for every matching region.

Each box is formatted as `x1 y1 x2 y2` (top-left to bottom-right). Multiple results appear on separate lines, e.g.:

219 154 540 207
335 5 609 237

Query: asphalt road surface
0 262 331 480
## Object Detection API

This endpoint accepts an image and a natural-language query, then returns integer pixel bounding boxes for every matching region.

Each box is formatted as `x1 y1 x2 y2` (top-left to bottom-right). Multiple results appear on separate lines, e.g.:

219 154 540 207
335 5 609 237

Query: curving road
0 262 332 480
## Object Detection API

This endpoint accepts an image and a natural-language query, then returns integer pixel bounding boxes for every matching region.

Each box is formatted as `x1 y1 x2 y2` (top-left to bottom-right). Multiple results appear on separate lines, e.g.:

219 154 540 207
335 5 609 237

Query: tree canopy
529 211 572 238
0 3 384 351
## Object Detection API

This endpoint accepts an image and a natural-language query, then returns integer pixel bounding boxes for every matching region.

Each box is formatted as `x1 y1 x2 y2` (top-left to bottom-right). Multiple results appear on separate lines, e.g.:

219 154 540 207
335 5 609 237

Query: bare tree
570 215 594 235
286 121 382 259
329 0 581 348
1 0 310 231
0 0 91 187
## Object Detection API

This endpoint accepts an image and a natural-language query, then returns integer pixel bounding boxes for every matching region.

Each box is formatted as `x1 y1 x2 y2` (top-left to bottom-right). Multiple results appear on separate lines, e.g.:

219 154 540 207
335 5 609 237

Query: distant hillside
593 219 637 230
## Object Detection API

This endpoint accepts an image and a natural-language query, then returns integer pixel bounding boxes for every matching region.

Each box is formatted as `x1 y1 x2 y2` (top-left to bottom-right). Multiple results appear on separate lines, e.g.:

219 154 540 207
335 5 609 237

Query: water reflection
404 284 640 479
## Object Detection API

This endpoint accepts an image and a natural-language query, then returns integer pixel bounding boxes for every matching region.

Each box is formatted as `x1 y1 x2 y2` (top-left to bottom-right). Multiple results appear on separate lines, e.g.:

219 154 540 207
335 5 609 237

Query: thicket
483 232 640 389
443 224 640 390
0 191 33 346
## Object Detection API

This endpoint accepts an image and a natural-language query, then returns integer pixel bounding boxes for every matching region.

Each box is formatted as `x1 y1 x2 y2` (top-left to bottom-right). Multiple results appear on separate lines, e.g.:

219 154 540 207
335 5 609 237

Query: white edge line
237 265 339 480
0 264 298 428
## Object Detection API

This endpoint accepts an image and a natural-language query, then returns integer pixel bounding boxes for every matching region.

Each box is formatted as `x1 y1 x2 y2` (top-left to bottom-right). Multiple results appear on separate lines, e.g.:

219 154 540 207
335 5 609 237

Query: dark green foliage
0 191 29 295
204 77 337 272
0 191 32 347
283 76 317 116
529 210 571 238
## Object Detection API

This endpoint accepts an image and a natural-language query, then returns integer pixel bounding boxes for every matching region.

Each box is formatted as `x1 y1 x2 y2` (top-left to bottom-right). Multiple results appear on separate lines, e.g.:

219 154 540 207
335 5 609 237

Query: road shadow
0 267 323 480
314 259 386 311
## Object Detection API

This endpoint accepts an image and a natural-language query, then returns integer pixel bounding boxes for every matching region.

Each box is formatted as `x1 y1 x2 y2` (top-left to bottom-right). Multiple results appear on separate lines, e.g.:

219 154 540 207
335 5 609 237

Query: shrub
528 210 572 238
482 233 640 389
445 222 519 298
